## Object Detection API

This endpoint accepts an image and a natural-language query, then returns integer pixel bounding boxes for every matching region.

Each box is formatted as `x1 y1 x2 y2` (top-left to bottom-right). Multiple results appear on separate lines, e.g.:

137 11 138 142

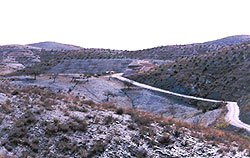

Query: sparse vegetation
129 42 250 122
1 99 13 114
116 107 124 115
1 37 250 157
158 133 173 145
0 82 249 157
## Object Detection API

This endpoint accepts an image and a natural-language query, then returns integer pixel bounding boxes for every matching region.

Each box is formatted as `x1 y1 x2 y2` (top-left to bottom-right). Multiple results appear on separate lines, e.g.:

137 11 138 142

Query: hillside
1 36 250 157
3 35 248 78
204 35 250 46
128 41 250 124
1 35 249 77
0 82 249 157
0 45 41 75
123 35 250 60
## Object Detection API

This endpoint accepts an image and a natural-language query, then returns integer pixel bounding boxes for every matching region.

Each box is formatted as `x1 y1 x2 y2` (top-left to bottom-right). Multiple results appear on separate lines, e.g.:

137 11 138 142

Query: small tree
23 66 42 80
123 81 133 90
104 91 117 102
50 73 59 83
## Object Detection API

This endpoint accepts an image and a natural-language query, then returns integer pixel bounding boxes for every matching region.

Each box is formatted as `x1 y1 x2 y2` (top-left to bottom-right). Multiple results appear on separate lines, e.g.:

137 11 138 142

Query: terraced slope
2 35 250 76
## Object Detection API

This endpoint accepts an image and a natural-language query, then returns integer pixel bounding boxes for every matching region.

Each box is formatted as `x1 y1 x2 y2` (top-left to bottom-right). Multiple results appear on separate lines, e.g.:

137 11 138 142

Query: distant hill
28 41 82 50
204 35 250 46
121 35 250 60
3 35 250 77
25 35 250 60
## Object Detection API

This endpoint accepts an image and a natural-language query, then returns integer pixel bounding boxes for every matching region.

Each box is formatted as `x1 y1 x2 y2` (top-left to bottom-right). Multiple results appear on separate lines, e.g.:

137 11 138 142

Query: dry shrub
81 100 95 106
158 133 173 145
1 99 13 114
68 104 88 112
129 147 148 158
122 107 250 150
99 103 116 110
190 126 250 150
11 90 19 96
103 115 116 125
215 117 229 129
42 98 56 111
88 140 107 157
116 107 124 115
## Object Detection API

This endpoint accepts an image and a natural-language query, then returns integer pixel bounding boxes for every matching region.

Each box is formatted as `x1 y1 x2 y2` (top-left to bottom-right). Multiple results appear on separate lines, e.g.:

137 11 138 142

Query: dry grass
94 104 250 150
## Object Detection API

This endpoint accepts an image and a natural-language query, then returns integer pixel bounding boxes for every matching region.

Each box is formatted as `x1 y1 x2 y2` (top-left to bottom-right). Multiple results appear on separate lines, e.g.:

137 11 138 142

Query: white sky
0 0 250 50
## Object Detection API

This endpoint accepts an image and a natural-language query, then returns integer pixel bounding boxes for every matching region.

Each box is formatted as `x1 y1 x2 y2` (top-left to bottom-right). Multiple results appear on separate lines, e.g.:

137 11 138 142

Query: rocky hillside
128 41 250 124
0 82 249 158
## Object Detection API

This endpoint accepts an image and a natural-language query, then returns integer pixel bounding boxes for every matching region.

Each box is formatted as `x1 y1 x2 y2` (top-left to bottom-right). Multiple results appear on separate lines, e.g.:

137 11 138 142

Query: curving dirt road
111 73 250 132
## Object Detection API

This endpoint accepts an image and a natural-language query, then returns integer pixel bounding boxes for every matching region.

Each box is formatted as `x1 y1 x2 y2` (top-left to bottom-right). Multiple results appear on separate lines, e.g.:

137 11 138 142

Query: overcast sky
0 0 250 50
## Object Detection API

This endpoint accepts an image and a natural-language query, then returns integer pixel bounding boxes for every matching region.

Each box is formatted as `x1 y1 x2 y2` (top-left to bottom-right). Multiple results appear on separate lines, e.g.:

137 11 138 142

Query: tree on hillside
123 81 133 90
49 73 59 83
104 90 117 102
22 66 43 80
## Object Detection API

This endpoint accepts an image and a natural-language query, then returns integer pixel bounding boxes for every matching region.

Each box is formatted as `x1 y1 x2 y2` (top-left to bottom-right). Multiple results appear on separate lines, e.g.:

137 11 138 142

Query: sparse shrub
56 136 71 152
88 141 106 157
68 104 88 112
23 111 37 124
45 122 59 135
101 103 116 109
0 113 5 124
11 90 19 95
158 133 173 145
81 100 95 106
42 98 55 111
3 143 13 152
71 120 88 132
215 118 229 129
139 125 155 139
173 130 181 138
58 123 70 133
128 123 137 130
130 147 148 158
65 116 89 132
104 115 115 125
8 126 27 142
131 113 152 126
28 138 39 153
116 107 124 115
1 99 13 114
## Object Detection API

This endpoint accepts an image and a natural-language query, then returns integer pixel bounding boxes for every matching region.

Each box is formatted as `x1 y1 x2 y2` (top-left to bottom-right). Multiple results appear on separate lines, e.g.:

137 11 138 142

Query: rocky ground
0 82 249 158
8 74 225 127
